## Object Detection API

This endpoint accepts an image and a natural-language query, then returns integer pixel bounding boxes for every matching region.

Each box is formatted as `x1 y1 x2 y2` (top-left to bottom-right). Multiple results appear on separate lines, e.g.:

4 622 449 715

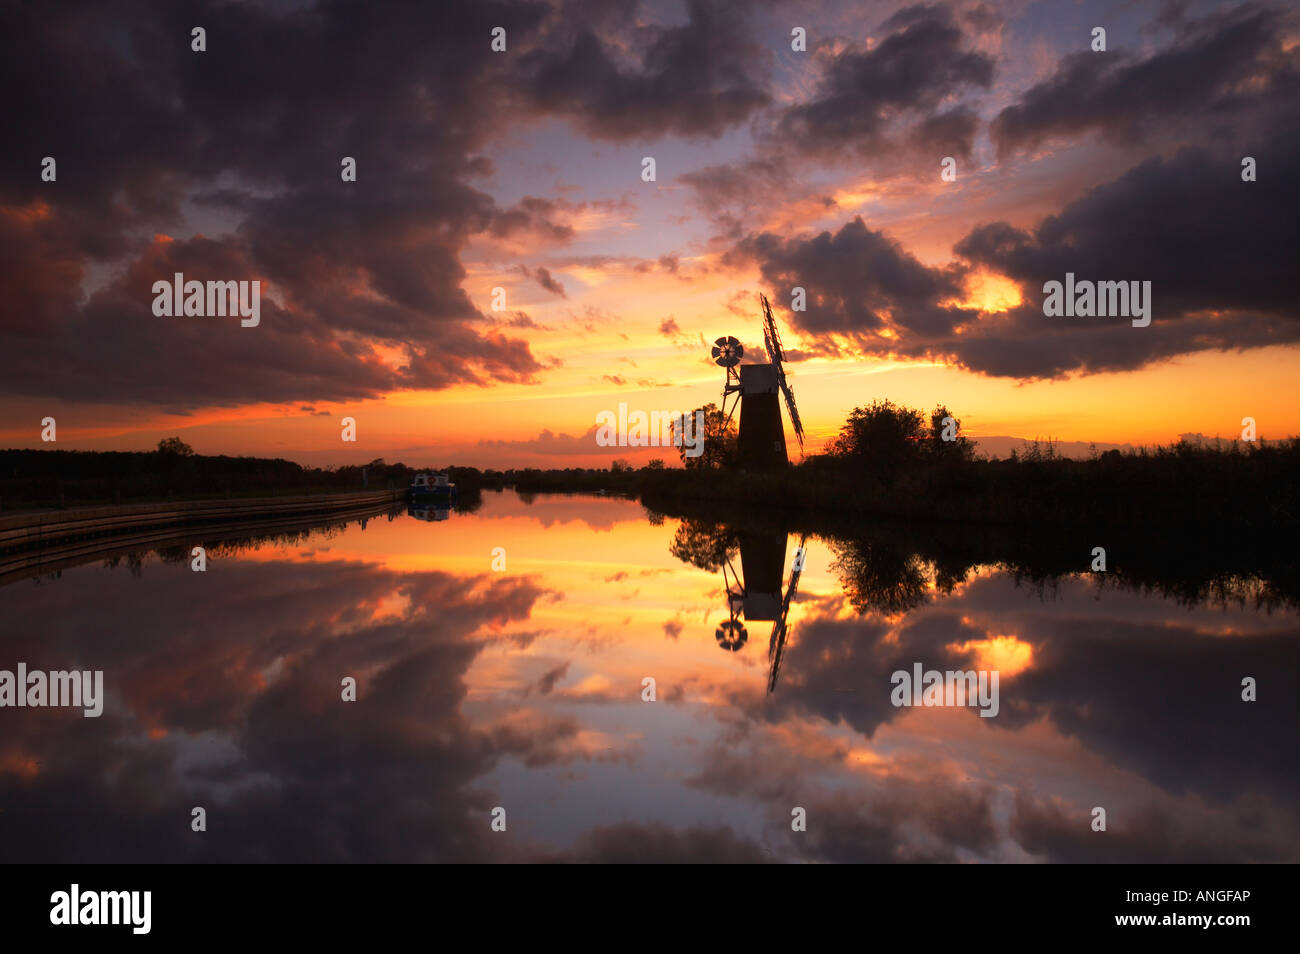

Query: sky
2 0 1297 468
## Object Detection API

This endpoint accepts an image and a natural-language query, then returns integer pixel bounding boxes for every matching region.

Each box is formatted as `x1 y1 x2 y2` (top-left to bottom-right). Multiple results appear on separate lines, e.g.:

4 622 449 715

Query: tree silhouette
928 405 975 462
827 400 926 483
829 536 931 616
671 403 737 469
156 437 195 456
668 518 739 572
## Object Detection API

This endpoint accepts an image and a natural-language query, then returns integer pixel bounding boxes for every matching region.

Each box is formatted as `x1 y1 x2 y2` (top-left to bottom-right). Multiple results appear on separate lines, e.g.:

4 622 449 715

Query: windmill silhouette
712 294 805 469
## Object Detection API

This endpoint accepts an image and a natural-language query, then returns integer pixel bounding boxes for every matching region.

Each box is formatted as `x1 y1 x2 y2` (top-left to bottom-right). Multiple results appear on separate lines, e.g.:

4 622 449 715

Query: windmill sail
760 295 805 452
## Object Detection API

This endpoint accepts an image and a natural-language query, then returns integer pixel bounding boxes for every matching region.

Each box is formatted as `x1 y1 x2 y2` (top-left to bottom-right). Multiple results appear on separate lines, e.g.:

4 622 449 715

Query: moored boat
408 472 456 503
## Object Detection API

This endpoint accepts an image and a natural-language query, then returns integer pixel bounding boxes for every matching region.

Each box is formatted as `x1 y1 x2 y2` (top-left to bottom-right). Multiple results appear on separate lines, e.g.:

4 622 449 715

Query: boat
408 472 456 503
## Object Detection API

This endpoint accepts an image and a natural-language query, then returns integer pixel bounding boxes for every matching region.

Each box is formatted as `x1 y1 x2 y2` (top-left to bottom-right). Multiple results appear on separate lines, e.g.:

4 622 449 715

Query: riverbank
0 489 404 554
5 436 1296 536
634 440 1300 532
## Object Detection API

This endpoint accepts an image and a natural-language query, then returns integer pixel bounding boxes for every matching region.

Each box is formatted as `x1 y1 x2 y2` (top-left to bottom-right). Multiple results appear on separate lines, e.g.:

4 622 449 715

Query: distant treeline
0 444 468 511
0 441 649 512
3 401 1297 533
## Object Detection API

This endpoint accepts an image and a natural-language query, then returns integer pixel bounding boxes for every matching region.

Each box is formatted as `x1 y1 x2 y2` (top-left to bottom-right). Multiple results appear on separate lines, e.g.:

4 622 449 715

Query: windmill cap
739 363 778 393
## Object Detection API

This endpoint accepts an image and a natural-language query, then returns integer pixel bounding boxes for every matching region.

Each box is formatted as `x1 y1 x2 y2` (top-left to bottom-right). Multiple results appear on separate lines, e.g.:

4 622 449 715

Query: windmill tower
711 294 805 469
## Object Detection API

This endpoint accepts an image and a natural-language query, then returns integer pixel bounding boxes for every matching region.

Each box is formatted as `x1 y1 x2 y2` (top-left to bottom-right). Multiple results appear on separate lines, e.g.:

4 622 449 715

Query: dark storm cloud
710 1 1299 374
991 2 1300 158
0 224 545 406
956 143 1299 321
679 4 994 233
734 119 1300 378
777 4 993 160
515 0 773 140
951 133 1300 377
2 0 801 408
730 216 975 342
0 0 558 407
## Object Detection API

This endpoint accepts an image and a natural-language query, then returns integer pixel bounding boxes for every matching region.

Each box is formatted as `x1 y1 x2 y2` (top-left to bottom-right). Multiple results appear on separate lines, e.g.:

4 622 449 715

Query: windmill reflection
671 518 806 692
767 534 806 694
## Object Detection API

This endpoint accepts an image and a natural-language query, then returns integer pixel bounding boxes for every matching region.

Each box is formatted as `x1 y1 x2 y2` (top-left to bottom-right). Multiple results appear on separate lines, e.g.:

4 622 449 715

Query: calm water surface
2 491 1296 862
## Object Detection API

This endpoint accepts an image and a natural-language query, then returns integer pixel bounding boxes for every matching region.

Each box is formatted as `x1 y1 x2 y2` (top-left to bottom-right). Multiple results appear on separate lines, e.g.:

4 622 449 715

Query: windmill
711 294 805 469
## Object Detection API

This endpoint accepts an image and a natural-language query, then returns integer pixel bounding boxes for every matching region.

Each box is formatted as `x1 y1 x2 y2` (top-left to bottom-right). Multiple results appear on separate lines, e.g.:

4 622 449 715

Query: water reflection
670 519 807 694
668 519 809 694
408 503 452 522
0 492 1296 862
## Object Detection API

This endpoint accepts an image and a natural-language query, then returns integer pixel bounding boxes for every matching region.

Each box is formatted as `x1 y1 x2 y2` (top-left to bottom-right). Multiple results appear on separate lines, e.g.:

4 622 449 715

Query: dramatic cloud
952 133 1300 377
777 4 993 161
991 3 1300 158
730 216 975 342
516 0 773 140
680 5 996 235
0 0 556 407
735 121 1300 378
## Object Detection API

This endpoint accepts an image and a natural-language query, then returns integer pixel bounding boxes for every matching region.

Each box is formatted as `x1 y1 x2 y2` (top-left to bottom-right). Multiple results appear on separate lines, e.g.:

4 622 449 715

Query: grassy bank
637 437 1300 531
5 433 1296 537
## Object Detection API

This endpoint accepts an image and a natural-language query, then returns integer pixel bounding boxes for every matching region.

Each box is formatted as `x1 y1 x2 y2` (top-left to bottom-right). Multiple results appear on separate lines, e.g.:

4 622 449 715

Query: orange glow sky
3 0 1296 468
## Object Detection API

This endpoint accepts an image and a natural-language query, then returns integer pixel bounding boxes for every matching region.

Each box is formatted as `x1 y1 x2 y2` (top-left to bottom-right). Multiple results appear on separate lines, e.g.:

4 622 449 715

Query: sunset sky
3 0 1297 468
